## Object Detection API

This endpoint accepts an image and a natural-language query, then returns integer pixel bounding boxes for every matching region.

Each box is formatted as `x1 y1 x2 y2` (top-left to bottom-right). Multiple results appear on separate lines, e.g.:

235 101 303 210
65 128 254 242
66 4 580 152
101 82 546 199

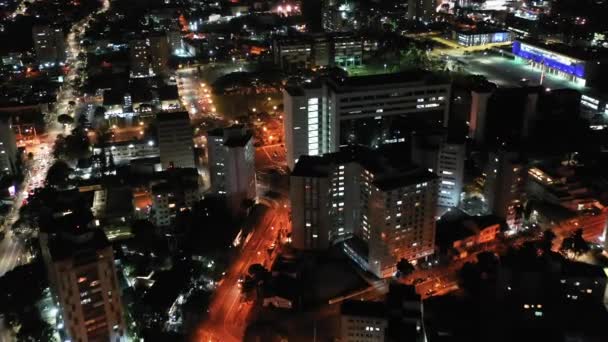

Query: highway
195 200 290 342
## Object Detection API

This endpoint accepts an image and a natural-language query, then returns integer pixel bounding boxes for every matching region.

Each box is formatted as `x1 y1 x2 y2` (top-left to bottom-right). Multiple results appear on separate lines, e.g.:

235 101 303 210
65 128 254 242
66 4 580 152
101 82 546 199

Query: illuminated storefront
512 41 588 86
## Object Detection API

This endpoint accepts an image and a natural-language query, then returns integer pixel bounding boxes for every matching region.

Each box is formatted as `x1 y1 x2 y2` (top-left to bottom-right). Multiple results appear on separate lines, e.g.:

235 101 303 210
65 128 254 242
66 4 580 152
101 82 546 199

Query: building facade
411 130 465 210
283 71 451 169
32 25 66 67
206 126 257 214
40 229 125 342
157 112 195 170
484 150 526 229
340 300 388 342
290 145 438 278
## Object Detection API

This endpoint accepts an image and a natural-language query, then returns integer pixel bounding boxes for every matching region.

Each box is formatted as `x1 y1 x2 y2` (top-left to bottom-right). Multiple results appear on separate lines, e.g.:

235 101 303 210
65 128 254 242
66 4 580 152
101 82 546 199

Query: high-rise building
206 126 257 214
148 34 170 76
283 71 451 169
0 116 18 176
32 25 66 67
407 0 435 22
411 130 465 211
340 300 388 342
157 112 195 170
290 145 438 278
40 228 125 342
484 149 526 229
129 39 151 78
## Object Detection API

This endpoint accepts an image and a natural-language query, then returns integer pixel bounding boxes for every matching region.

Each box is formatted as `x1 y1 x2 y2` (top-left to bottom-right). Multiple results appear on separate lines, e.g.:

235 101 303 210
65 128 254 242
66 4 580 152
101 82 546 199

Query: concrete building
340 300 388 342
32 25 66 67
411 130 465 211
0 116 18 176
150 168 200 227
283 71 451 169
40 228 125 342
206 126 257 215
92 139 159 167
484 150 526 229
407 0 435 22
157 111 195 170
290 145 438 278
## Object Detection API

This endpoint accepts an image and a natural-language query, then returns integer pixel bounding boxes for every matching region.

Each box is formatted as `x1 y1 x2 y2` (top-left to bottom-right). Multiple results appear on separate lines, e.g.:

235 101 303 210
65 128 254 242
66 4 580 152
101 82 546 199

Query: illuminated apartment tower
40 228 125 342
129 35 169 78
129 39 152 77
32 25 66 67
484 150 526 229
290 145 438 278
283 71 451 169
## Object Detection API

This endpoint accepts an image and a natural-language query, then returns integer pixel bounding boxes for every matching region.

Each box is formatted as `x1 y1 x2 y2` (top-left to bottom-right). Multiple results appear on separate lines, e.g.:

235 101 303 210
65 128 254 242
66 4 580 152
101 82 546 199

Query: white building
411 130 465 211
206 126 257 215
157 111 195 170
283 71 451 169
290 145 438 278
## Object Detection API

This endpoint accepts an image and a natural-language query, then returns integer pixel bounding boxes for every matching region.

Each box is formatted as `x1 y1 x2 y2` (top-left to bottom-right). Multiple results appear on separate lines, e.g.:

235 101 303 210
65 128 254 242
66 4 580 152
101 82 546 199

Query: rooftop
292 144 436 191
341 300 386 318
156 111 189 122
48 228 110 262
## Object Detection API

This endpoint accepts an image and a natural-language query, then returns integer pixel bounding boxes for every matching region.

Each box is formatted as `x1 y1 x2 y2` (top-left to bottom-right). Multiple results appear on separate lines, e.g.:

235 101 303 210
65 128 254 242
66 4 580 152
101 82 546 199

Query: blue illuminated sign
512 41 585 78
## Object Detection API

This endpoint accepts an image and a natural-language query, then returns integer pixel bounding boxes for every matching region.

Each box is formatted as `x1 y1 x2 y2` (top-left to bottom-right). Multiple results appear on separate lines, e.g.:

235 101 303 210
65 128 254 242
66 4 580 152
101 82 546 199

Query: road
195 200 290 342
176 68 222 121
0 0 111 278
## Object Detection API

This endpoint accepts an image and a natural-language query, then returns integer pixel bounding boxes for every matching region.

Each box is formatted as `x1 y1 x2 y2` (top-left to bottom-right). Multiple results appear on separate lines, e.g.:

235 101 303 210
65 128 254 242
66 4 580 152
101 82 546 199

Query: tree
46 160 71 188
68 100 76 107
58 114 74 126
560 228 590 258
539 230 557 254
396 258 415 278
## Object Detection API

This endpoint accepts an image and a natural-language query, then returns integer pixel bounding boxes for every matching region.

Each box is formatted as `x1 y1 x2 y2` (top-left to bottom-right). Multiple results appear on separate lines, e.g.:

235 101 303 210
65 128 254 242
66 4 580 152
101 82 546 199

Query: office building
272 33 363 71
407 0 435 22
340 300 388 342
290 145 438 278
40 227 125 342
484 149 526 229
411 130 465 211
0 116 18 176
157 112 195 170
92 139 159 167
32 25 66 67
206 126 257 214
283 71 451 169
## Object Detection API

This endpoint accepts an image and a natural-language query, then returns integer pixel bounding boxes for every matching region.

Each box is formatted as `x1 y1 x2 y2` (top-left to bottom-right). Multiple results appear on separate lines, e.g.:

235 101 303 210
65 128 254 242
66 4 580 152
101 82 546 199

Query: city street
196 200 290 342
0 0 111 278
